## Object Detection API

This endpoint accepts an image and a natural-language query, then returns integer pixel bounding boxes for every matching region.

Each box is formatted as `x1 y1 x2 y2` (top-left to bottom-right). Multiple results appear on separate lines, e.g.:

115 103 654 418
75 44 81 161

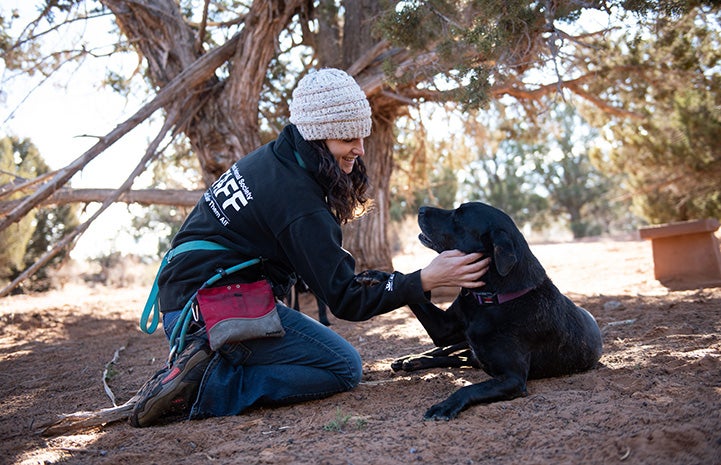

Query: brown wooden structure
639 219 721 289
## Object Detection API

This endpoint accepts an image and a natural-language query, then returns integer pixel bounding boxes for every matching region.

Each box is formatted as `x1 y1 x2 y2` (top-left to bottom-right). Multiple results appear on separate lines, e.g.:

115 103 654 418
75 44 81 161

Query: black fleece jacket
157 124 427 322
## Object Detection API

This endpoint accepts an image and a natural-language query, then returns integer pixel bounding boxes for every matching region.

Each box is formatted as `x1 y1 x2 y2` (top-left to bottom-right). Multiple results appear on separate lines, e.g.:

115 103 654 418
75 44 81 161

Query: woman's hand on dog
420 250 490 292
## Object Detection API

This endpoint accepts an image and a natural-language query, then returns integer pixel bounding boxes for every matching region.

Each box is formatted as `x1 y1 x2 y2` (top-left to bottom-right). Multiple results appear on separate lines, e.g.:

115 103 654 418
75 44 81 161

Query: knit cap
289 68 372 141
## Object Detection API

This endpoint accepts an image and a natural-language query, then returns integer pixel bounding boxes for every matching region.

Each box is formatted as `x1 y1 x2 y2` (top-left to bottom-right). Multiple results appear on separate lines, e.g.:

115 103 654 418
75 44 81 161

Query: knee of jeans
345 348 363 389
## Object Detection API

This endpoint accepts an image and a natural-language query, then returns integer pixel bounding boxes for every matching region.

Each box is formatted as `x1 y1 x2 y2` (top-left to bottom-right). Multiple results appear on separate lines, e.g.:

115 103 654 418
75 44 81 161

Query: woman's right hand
420 250 490 292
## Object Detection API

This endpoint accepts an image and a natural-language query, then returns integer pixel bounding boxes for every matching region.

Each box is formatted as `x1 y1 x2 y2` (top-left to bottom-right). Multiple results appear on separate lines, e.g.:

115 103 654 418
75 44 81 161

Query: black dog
392 202 603 420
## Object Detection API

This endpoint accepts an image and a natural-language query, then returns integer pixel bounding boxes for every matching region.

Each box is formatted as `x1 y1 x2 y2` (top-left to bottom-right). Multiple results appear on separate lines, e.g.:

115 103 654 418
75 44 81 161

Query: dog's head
417 202 545 291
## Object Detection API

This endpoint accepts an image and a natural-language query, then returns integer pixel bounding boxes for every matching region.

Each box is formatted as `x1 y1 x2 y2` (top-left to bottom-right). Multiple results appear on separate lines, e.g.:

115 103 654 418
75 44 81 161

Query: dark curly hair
309 140 371 224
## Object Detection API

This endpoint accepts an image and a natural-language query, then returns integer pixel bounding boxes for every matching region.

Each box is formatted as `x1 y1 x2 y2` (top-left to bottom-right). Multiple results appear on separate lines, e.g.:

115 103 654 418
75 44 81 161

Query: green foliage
362 0 719 227
391 165 458 221
460 115 551 230
131 205 189 257
104 69 132 96
322 408 367 432
24 204 81 290
4 0 720 260
395 102 633 238
0 136 80 289
375 1 553 109
588 8 721 223
0 138 35 279
533 104 633 238
621 0 717 17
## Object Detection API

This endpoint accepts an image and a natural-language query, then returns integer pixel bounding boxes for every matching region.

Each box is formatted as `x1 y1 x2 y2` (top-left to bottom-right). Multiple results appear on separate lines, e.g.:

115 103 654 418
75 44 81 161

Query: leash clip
191 301 200 322
167 344 178 365
473 291 499 305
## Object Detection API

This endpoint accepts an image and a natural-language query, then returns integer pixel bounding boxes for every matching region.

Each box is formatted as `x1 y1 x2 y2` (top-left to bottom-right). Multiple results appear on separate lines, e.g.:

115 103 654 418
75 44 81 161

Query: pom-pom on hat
289 68 372 141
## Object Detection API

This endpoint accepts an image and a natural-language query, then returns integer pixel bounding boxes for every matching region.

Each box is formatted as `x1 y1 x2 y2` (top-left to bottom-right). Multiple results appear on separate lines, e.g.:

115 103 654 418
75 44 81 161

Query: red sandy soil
1 238 720 465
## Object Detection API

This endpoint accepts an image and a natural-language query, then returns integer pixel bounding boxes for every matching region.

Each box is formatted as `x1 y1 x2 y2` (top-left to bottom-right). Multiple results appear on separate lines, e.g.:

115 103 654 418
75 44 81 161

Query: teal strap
293 151 307 169
139 240 232 335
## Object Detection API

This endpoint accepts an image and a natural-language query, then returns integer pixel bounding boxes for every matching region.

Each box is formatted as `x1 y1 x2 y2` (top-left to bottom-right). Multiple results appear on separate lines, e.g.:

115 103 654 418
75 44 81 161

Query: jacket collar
275 124 320 172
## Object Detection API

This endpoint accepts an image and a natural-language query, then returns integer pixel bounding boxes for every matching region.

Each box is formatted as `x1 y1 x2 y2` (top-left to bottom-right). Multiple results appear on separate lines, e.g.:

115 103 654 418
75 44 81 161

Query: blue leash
140 240 260 360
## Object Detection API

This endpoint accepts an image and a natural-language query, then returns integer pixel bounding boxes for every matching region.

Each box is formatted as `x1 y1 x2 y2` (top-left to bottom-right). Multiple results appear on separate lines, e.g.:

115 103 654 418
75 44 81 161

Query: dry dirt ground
2 238 720 465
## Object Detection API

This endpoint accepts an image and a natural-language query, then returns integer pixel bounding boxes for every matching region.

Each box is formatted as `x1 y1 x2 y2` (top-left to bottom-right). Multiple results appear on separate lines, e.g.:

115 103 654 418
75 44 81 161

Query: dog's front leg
425 348 531 420
408 299 466 347
391 342 477 372
424 374 528 420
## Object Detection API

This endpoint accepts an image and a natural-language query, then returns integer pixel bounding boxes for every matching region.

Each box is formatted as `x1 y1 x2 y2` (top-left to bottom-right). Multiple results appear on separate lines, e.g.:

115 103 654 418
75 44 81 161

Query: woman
130 68 489 427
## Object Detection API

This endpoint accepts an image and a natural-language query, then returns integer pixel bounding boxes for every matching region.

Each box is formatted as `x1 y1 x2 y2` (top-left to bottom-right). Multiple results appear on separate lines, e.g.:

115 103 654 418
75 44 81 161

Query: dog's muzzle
418 233 439 251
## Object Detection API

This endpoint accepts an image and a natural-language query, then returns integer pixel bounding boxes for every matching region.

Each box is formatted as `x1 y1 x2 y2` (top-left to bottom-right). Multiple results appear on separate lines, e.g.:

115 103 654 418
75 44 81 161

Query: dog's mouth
418 233 445 253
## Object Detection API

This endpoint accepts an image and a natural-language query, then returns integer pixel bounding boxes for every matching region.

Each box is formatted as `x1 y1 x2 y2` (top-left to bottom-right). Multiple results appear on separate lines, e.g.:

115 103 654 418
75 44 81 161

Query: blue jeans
162 303 362 419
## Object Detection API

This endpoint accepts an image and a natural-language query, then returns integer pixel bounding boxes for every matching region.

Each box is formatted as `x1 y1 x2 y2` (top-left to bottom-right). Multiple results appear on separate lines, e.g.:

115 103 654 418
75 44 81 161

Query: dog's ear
490 229 518 276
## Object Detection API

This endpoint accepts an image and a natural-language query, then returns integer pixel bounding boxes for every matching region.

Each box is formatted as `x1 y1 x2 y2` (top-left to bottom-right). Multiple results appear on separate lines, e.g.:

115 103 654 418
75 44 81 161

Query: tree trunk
103 0 305 186
342 112 398 271
335 0 400 271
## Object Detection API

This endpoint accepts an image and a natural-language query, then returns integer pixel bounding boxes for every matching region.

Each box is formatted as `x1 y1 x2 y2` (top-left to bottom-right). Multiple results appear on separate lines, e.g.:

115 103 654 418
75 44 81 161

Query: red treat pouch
196 280 285 350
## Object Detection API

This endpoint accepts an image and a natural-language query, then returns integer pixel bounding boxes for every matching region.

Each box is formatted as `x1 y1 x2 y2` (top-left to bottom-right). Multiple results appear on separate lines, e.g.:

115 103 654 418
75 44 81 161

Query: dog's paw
354 270 390 287
424 400 463 421
390 355 422 372
390 356 428 372
390 357 406 372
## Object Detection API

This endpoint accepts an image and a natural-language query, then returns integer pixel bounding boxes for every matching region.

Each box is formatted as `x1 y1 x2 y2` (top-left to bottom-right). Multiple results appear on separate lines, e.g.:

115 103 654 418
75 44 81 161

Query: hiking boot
128 337 213 427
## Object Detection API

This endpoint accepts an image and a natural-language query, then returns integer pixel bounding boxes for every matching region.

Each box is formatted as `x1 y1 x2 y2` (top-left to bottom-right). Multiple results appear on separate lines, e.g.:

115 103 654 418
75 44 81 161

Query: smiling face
325 138 365 174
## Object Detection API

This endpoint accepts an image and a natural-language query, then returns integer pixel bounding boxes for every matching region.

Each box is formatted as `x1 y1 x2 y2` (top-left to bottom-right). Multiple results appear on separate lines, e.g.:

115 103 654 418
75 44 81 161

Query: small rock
603 300 625 311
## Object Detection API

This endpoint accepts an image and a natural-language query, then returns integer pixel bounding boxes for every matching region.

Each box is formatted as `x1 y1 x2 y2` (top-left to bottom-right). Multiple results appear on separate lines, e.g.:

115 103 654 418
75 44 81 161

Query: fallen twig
102 346 126 407
601 319 637 333
620 446 631 461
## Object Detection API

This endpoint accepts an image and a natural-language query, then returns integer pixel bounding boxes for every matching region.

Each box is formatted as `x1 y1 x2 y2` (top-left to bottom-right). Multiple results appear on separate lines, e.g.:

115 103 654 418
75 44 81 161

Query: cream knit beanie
289 68 372 141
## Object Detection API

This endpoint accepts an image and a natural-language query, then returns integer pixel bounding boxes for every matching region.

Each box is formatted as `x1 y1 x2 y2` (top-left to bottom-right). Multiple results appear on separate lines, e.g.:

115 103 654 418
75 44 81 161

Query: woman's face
325 138 365 174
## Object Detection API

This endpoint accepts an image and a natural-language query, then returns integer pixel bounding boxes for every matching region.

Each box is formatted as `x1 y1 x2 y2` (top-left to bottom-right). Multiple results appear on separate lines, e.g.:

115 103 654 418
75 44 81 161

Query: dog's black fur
393 202 603 420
